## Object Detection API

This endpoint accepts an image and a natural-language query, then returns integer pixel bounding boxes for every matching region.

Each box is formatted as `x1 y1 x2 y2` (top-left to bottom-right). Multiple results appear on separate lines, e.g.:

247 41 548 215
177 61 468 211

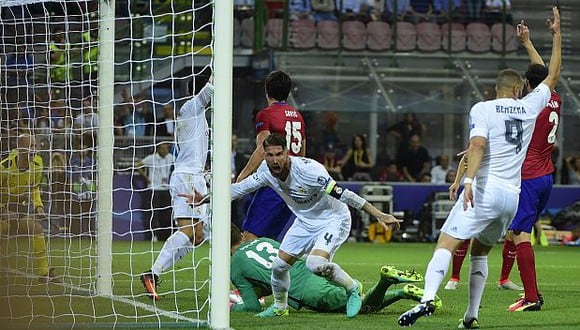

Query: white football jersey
173 83 213 174
232 156 349 231
469 83 551 188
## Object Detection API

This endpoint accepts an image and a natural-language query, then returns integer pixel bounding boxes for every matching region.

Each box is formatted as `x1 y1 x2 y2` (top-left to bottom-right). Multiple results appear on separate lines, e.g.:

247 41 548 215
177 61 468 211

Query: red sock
516 242 539 302
498 239 516 283
450 240 470 281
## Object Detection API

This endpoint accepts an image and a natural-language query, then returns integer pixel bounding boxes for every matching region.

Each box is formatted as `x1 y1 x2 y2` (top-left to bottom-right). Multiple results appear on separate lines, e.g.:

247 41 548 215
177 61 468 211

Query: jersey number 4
285 121 303 155
245 241 278 269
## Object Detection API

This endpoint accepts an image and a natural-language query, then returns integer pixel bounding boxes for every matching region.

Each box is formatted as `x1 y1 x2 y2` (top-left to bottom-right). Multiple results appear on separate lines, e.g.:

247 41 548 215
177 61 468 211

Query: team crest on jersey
298 186 307 194
317 176 328 185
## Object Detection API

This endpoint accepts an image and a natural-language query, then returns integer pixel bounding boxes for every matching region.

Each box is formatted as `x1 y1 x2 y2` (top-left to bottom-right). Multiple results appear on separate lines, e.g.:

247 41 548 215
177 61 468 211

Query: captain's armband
324 179 366 210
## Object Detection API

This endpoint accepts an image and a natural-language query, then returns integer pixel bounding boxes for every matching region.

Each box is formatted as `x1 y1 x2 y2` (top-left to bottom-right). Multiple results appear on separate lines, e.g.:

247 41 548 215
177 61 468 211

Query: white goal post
0 0 232 328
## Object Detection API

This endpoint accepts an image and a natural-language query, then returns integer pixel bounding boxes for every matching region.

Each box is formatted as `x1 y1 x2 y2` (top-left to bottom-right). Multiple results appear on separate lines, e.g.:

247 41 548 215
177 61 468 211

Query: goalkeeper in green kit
229 225 441 313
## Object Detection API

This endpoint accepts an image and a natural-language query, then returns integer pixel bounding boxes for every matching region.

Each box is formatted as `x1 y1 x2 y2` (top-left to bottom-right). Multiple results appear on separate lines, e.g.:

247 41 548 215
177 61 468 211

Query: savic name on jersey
496 105 526 114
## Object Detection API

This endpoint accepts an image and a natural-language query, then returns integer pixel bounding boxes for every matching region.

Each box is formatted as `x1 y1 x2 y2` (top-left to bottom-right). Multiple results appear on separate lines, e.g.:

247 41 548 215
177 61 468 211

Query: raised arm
517 20 545 66
541 6 562 90
236 130 269 182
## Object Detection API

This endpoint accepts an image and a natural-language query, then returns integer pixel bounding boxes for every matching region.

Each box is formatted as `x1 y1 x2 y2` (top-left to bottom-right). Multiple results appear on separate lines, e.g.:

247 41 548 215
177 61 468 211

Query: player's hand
546 6 560 35
375 213 403 231
177 190 210 206
516 20 530 44
449 182 460 201
462 184 474 211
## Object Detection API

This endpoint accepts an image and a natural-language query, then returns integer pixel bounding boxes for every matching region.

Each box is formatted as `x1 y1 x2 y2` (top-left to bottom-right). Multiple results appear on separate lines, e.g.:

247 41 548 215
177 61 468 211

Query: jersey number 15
285 121 303 155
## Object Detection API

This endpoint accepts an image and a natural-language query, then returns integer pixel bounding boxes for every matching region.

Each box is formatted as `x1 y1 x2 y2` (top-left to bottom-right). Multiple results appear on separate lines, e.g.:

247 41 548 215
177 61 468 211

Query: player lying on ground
228 225 440 314
181 133 402 319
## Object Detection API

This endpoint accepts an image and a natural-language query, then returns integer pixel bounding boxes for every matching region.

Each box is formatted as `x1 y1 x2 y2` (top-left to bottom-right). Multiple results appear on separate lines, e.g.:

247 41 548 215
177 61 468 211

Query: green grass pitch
0 239 579 329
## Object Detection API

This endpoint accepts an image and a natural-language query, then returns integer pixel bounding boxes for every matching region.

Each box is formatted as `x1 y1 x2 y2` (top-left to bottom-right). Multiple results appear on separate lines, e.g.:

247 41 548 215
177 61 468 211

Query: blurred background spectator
388 112 426 154
319 143 343 180
136 142 175 241
380 161 404 182
433 0 462 23
383 0 411 22
397 133 430 182
483 0 512 25
430 154 454 184
465 0 483 22
340 133 374 181
311 0 338 21
409 0 434 23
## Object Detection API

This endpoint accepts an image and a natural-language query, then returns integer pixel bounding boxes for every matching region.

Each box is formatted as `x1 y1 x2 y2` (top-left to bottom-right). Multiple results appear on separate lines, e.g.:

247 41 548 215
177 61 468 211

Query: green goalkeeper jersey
231 238 348 313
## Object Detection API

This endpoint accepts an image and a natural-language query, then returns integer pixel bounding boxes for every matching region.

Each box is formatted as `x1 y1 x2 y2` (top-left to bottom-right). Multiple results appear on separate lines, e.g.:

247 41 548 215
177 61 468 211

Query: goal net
0 0 231 328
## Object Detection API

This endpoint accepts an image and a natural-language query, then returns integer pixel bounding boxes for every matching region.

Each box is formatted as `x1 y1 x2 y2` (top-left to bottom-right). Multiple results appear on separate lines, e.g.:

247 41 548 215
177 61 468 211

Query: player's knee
272 257 291 276
306 255 334 278
271 257 291 292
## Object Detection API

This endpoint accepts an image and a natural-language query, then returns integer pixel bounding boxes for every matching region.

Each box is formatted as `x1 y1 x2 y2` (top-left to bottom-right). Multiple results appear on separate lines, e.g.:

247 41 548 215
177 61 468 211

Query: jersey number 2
504 119 523 154
285 121 303 154
245 242 278 269
547 111 559 144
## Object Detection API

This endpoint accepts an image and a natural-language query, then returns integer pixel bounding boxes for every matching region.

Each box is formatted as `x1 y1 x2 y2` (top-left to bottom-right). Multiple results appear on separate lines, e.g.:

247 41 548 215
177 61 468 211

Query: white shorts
440 183 519 246
170 172 208 222
279 215 351 260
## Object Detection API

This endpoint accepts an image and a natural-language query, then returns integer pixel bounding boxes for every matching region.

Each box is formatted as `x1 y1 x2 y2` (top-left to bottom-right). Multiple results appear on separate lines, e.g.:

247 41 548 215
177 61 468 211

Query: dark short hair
265 70 291 101
263 133 287 150
231 225 242 247
525 64 549 89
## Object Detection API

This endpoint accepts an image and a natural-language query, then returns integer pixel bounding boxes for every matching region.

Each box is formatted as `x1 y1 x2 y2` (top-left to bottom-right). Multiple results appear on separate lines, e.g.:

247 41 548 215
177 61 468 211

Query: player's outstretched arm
542 6 562 90
236 130 269 182
361 202 403 231
517 20 544 66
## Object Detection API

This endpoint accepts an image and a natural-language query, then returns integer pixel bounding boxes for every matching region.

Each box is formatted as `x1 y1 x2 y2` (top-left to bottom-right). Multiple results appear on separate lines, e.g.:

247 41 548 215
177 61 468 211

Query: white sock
464 255 488 321
328 263 357 292
271 257 291 310
151 230 192 275
422 248 452 302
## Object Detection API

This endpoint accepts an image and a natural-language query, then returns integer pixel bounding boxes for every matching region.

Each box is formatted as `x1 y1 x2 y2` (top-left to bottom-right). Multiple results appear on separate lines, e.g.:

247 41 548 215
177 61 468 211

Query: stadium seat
441 23 466 52
317 20 340 49
395 22 417 51
416 22 442 52
290 18 316 49
342 20 367 50
491 23 517 53
366 21 391 51
240 17 255 48
466 22 491 53
266 18 284 48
